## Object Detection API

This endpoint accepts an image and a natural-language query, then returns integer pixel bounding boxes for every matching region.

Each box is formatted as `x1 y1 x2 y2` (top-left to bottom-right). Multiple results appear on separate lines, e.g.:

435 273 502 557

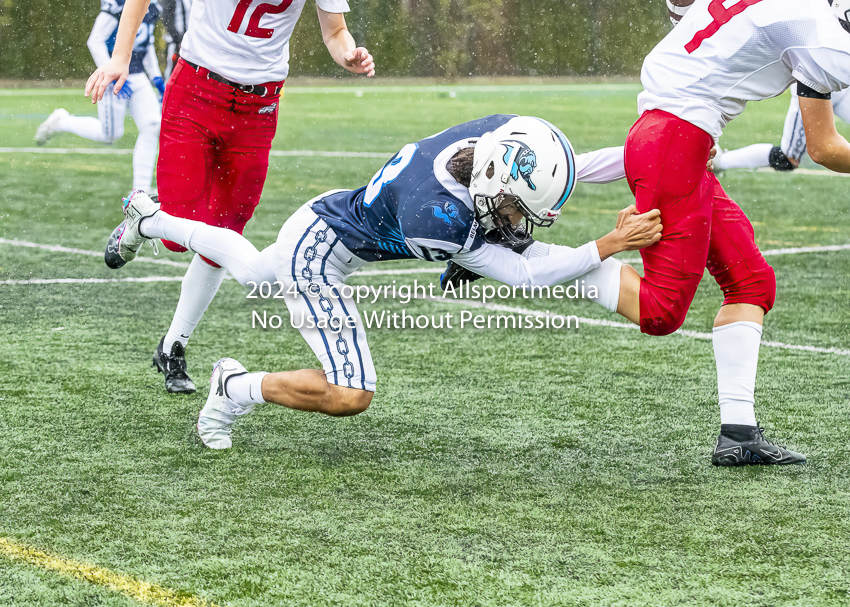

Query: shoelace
164 352 190 380
756 426 787 449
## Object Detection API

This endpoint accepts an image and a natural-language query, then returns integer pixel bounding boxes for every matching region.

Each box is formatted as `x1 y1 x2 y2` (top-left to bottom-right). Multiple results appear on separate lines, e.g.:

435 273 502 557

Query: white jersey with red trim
180 0 349 84
638 0 850 138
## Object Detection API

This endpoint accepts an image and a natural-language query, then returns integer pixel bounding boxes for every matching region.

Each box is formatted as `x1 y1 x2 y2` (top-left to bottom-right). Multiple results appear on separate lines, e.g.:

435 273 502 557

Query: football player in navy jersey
35 0 163 193
105 115 661 449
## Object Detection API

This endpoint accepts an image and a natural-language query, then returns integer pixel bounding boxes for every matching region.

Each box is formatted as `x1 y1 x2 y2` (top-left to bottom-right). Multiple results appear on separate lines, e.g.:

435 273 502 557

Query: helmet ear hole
486 161 495 179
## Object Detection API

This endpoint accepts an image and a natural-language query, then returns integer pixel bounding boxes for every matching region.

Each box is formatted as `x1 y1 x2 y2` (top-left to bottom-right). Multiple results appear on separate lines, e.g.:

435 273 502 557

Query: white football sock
715 143 773 170
225 372 268 405
163 254 226 351
713 320 762 426
140 212 276 286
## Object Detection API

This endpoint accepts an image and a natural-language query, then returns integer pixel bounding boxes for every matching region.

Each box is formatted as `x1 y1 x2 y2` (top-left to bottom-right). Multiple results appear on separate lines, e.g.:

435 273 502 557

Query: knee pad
769 146 796 172
718 258 776 313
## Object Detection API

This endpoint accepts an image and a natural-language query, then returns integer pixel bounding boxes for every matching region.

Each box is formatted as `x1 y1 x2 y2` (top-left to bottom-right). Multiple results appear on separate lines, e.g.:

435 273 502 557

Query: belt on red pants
182 59 282 97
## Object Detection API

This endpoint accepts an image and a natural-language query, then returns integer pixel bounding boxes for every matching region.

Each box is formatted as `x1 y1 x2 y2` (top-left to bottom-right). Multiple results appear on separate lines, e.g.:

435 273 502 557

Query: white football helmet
830 0 850 32
469 116 576 244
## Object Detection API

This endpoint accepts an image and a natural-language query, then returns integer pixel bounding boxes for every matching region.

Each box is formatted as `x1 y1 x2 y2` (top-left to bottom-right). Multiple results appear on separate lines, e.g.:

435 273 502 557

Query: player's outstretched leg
104 189 160 269
197 360 372 449
198 358 258 449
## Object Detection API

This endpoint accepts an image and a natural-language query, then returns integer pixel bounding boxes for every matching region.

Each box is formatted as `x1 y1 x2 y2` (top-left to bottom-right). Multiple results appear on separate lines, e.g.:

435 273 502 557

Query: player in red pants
86 0 374 393
618 0 850 465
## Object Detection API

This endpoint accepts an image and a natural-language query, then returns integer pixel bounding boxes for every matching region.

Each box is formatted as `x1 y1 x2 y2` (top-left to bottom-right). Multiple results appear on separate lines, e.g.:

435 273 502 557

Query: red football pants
625 110 776 336
156 58 282 263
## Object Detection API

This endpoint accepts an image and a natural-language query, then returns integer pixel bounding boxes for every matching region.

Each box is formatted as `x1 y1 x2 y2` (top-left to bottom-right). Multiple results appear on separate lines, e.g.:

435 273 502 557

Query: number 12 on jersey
228 0 292 39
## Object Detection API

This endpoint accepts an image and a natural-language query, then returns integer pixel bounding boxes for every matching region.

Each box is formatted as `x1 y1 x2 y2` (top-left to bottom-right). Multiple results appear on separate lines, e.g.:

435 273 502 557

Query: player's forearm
88 39 113 69
453 242 601 288
322 22 357 69
111 0 152 63
807 133 850 173
88 13 118 68
595 232 628 261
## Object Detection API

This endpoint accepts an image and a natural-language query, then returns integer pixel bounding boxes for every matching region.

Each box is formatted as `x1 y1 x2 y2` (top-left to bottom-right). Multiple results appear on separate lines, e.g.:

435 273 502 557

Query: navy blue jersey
101 0 160 74
312 115 516 263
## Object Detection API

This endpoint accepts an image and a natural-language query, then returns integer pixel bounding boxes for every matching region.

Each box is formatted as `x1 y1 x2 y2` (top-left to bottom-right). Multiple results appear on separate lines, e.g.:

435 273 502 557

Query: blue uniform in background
100 0 161 74
312 115 516 263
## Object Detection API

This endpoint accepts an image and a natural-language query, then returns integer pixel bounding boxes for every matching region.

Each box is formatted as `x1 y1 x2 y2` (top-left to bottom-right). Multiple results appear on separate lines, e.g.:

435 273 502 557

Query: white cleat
197 358 254 449
34 108 70 146
104 189 160 269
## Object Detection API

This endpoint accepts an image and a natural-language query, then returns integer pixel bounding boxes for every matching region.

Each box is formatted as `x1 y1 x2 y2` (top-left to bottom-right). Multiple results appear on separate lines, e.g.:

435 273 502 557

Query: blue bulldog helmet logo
502 143 538 191
425 201 466 227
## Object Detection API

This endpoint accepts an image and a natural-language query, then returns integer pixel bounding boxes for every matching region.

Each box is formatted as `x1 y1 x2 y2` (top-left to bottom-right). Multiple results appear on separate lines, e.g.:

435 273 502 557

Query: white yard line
3 238 850 277
0 238 190 268
619 243 850 265
0 276 186 285
0 147 391 159
761 243 850 255
422 296 850 356
756 167 850 178
4 273 844 355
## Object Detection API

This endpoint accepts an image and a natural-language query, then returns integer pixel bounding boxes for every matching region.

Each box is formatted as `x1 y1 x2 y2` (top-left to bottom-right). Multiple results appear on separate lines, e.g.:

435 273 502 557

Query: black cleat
712 423 806 466
152 337 196 394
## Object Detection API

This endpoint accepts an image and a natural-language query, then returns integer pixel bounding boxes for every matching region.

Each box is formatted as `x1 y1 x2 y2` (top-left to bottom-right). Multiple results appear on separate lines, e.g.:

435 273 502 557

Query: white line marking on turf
1 268 846 355
2 239 849 280
351 267 440 276
754 167 850 178
0 238 190 268
422 296 850 356
0 147 392 159
761 243 850 256
0 276 186 285
615 243 850 264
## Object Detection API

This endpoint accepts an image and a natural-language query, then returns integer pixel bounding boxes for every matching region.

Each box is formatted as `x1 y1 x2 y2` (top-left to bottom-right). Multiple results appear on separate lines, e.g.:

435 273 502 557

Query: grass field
1 83 849 607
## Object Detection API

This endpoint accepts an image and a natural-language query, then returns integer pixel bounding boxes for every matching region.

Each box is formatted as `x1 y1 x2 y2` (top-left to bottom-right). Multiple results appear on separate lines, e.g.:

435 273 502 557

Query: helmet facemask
474 191 535 246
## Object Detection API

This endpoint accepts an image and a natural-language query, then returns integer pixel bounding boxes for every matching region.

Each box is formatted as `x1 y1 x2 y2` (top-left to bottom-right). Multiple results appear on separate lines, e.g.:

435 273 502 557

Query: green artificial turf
0 84 849 606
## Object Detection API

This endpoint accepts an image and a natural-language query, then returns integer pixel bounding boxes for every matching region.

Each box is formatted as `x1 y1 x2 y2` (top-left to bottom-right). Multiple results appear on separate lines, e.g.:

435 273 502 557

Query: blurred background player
714 85 850 171
105 115 662 449
34 0 163 193
86 0 375 395
620 0 850 466
160 0 192 80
